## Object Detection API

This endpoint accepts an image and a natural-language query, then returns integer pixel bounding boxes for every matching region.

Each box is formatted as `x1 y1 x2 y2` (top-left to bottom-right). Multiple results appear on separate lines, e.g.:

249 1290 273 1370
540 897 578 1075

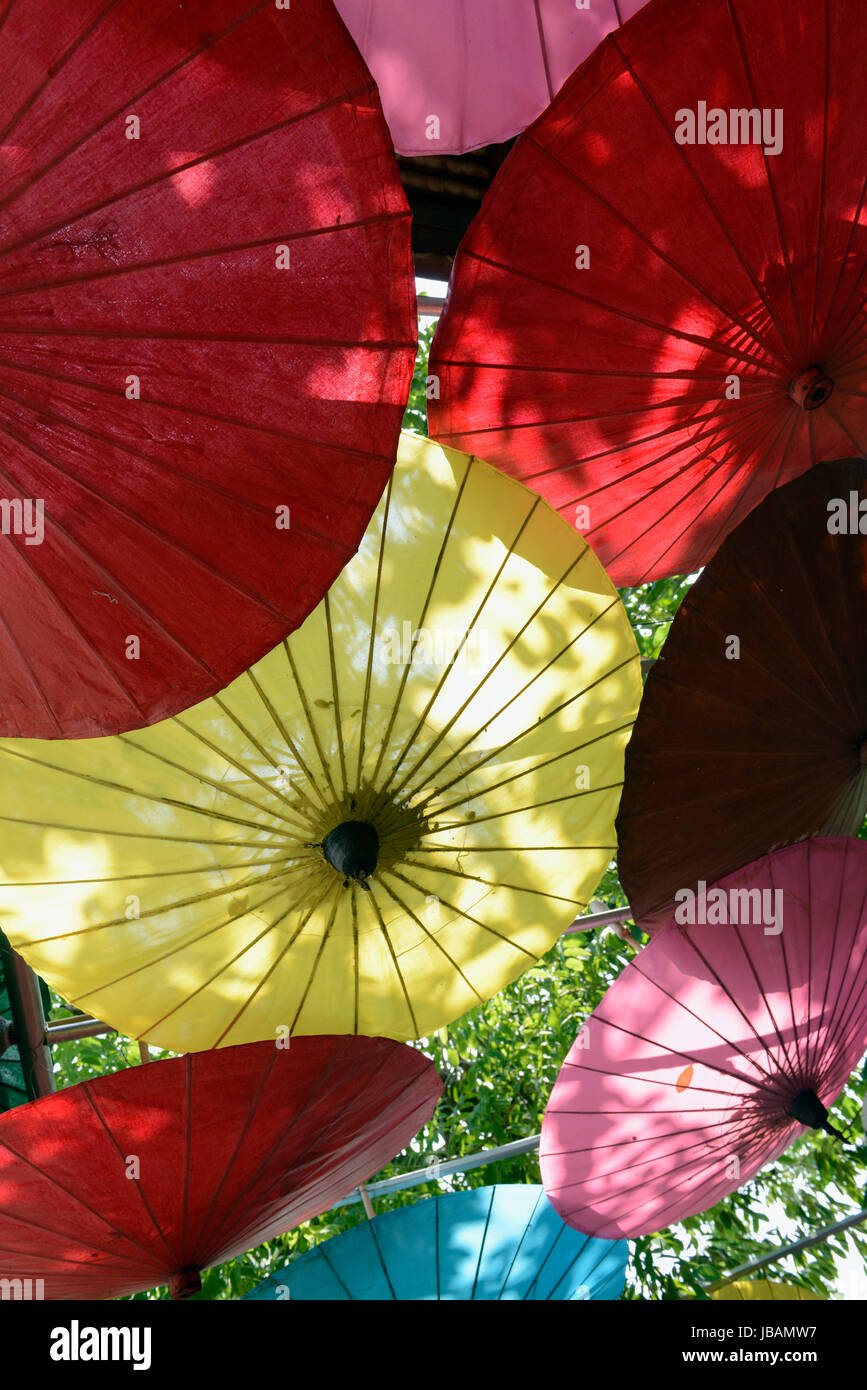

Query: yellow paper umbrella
0 434 640 1049
711 1280 824 1302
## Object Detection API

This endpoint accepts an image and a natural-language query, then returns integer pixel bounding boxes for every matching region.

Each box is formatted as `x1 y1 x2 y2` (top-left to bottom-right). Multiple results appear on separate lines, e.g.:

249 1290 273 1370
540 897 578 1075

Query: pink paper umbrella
541 839 867 1239
334 1 646 156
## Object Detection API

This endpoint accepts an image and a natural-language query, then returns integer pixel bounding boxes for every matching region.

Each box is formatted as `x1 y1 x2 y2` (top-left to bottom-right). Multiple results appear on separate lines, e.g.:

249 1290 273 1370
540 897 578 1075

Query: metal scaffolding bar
0 937 54 1098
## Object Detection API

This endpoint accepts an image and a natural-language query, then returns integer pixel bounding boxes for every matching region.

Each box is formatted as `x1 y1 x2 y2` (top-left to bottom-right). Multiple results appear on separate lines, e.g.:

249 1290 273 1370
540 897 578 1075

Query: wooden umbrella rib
0 83 379 266
280 642 339 806
244 661 332 812
386 540 591 801
355 472 394 797
120 725 310 835
372 482 544 806
0 392 295 620
363 456 473 806
0 213 404 304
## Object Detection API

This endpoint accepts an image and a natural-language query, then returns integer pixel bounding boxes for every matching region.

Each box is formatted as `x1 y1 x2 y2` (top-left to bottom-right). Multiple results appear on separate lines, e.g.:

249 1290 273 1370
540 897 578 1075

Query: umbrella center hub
788 1087 842 1139
790 367 834 411
322 819 379 886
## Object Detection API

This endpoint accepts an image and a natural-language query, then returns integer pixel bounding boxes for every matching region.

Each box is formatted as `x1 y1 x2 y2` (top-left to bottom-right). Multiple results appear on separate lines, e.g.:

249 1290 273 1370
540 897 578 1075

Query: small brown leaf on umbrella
676 1065 694 1092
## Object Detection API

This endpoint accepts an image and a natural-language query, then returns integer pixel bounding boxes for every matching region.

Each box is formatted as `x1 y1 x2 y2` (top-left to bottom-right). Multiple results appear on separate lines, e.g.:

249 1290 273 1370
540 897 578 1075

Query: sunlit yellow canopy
0 434 640 1048
711 1280 824 1301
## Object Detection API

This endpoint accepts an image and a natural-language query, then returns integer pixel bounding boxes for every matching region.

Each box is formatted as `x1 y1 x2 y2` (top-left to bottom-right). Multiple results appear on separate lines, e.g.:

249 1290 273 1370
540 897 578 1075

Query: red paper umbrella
541 839 867 1239
0 0 415 737
0 1036 441 1299
617 457 867 931
429 0 867 584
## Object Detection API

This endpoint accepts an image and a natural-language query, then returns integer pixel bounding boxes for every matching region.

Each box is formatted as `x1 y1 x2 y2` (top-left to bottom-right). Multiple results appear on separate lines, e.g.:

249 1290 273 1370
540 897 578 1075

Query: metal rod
0 940 54 1097
417 296 445 318
333 1133 541 1210
42 1016 116 1044
707 1206 867 1291
563 904 634 934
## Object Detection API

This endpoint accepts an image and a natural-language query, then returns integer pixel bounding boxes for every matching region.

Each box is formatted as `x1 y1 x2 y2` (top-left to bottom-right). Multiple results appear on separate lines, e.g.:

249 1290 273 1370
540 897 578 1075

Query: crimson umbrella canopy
428 0 867 585
334 0 645 156
617 457 867 931
0 1036 441 1299
541 839 867 1240
0 0 416 738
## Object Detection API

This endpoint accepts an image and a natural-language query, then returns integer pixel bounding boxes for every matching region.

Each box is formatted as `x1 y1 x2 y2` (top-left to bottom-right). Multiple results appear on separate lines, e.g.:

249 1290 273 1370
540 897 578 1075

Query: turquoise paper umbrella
245 1185 628 1301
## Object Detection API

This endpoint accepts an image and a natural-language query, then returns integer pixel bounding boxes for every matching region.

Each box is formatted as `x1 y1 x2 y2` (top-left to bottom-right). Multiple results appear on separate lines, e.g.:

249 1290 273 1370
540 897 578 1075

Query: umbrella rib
244 661 333 812
0 855 286 888
402 854 582 906
184 1047 280 1263
589 1001 778 1092
0 812 289 852
371 487 544 809
431 780 626 831
118 725 311 835
324 593 348 803
355 472 394 796
608 28 795 364
471 1188 496 1300
280 642 340 806
532 0 555 104
383 867 540 962
0 389 302 619
0 83 383 264
0 324 417 349
0 742 297 841
362 456 473 808
210 890 339 1049
595 396 798 583
806 2 832 359
385 540 592 801
443 247 787 377
0 370 372 557
0 350 401 471
131 877 338 1043
525 135 792 370
375 876 488 1009
365 886 422 1036
286 886 344 1035
0 0 124 152
211 694 324 823
0 213 407 303
418 710 636 813
0 445 160 709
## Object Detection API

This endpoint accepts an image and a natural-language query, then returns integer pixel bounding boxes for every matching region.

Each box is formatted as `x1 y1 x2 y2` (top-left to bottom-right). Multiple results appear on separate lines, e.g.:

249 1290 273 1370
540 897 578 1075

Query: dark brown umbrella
617 457 867 930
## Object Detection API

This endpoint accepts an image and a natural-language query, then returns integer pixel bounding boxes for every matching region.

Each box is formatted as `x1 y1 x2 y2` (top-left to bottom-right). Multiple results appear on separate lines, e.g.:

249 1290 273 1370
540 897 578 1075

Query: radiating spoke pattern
617 458 867 930
0 1036 441 1300
246 1183 628 1301
541 839 867 1240
429 0 867 584
0 434 641 1046
0 0 415 736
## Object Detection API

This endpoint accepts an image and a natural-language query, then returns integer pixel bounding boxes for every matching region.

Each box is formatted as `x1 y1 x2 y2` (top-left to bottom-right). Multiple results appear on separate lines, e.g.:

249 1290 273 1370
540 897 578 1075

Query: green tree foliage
44 313 866 1301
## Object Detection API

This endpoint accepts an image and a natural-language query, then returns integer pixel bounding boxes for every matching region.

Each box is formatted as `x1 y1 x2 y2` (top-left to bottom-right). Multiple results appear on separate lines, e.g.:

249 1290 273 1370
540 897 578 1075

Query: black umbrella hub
790 366 834 411
322 820 380 886
788 1088 843 1140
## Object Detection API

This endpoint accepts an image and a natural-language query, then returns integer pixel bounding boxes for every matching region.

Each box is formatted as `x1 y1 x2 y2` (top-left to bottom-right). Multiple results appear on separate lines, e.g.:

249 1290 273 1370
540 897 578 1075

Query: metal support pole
707 1206 867 1291
563 904 635 934
333 1133 541 1211
42 1016 117 1045
0 939 54 1097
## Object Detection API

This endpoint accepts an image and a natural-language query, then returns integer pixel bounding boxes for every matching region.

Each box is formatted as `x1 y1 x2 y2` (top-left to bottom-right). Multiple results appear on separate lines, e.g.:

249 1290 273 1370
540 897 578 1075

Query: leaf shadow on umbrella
429 0 867 584
0 0 416 736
